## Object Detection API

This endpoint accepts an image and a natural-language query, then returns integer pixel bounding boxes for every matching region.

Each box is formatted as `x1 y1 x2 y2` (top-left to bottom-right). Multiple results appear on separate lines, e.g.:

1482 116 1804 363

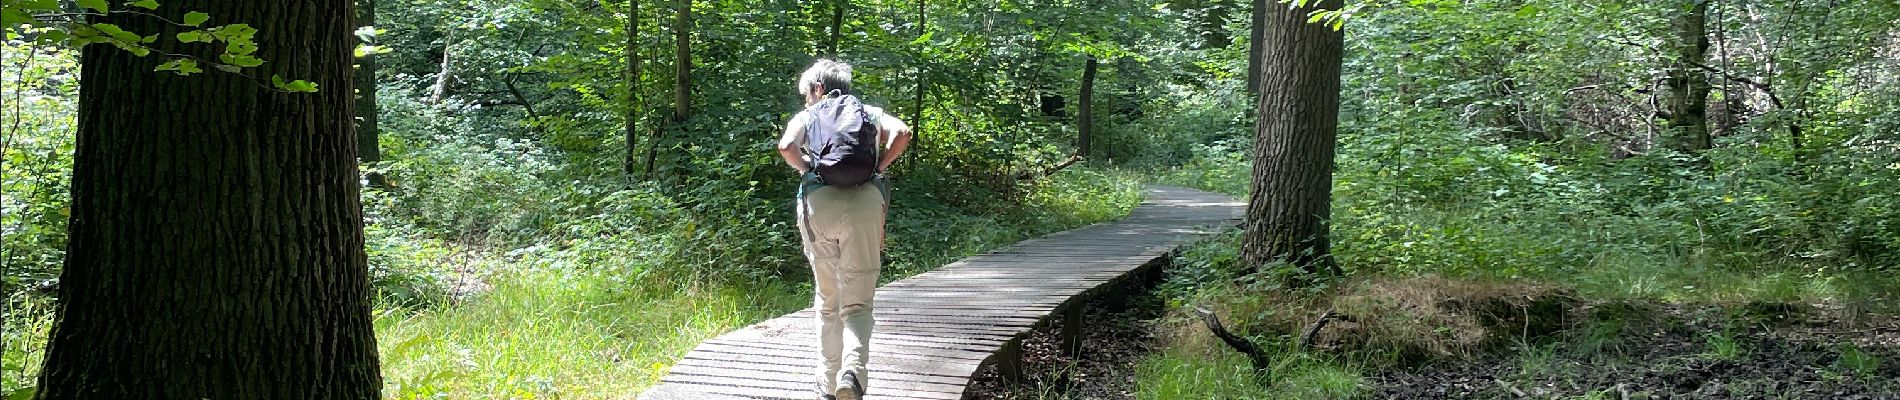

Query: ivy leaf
126 0 158 10
183 11 210 26
76 0 108 13
271 75 319 93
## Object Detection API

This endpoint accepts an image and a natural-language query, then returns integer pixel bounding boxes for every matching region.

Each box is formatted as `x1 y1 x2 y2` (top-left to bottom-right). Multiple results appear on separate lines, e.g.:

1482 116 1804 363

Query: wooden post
1060 305 1084 357
996 338 1024 382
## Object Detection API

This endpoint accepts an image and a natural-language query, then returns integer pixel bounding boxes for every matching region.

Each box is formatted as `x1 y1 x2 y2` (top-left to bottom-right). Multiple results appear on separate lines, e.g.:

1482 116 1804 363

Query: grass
377 271 803 399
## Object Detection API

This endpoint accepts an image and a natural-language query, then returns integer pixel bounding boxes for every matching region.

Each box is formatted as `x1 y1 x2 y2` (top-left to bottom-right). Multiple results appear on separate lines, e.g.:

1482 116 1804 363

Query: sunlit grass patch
376 271 804 399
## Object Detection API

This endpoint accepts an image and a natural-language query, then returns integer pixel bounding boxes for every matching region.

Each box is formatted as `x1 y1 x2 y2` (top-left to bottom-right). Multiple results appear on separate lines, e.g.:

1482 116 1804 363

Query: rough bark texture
357 0 387 188
1077 57 1098 158
1240 0 1344 279
1665 0 1713 152
36 0 382 398
1245 0 1266 93
624 0 642 178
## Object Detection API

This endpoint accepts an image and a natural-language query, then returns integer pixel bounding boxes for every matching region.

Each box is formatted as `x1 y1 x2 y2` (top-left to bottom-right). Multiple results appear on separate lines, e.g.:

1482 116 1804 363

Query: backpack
803 94 880 187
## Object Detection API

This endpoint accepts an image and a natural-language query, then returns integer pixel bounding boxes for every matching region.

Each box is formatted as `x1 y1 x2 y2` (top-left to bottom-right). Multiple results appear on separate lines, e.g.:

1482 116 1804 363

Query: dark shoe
835 371 864 400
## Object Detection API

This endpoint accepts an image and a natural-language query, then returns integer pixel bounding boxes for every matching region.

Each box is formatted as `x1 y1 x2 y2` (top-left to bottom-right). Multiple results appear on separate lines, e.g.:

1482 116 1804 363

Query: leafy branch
4 0 319 92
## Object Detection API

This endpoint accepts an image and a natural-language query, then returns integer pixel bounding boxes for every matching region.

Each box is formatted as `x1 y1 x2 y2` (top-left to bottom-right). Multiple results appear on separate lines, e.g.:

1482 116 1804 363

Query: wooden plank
666 366 970 397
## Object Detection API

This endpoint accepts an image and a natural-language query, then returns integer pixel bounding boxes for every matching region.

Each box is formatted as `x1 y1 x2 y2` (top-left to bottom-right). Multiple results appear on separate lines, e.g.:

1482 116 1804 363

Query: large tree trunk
624 0 642 178
35 0 382 398
1239 0 1345 280
1664 0 1713 152
357 0 387 188
1077 57 1098 158
1245 0 1266 93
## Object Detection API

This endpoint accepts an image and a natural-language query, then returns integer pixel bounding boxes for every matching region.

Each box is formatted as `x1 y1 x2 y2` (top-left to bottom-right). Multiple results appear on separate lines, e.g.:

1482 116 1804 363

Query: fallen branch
1014 154 1083 181
1298 308 1338 350
1194 306 1271 377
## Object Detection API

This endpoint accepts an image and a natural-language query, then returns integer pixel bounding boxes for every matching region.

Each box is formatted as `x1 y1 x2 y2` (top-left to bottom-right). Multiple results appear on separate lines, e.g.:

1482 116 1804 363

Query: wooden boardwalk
640 186 1242 400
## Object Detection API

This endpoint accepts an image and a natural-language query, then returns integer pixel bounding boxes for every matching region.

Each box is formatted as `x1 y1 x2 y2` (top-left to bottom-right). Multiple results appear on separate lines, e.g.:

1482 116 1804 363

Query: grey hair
796 58 853 96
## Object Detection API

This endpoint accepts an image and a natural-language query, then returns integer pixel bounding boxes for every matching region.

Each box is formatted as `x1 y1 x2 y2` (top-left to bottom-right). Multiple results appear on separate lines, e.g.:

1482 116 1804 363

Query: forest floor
966 279 1166 400
971 273 1900 400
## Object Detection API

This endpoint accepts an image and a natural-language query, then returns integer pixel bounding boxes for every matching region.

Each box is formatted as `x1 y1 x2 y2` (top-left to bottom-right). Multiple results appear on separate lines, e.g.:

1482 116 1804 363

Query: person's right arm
875 113 912 173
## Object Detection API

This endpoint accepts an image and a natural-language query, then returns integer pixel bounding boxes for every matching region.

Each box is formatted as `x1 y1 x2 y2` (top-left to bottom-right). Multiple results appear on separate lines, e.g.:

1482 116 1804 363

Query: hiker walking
777 59 914 400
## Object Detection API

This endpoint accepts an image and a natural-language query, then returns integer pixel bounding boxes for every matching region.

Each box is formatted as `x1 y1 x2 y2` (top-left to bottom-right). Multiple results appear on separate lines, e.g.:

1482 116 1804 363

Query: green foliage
3 0 317 90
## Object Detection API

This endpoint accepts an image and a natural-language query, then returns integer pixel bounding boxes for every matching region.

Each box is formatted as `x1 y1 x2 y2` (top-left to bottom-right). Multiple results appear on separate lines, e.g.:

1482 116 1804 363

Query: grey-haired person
776 59 913 400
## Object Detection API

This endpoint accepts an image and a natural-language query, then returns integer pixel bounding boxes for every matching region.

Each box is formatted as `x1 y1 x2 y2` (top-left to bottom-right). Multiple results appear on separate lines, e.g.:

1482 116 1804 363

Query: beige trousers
796 184 885 396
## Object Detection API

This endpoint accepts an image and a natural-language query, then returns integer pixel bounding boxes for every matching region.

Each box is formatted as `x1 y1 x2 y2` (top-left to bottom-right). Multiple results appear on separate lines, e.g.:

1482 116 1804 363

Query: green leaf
127 0 158 10
76 0 108 13
353 25 379 41
142 34 158 43
19 0 59 9
155 58 202 75
183 11 209 26
176 30 203 42
219 53 263 67
8 387 36 400
1 8 36 27
91 23 142 44
271 74 319 92
35 30 67 44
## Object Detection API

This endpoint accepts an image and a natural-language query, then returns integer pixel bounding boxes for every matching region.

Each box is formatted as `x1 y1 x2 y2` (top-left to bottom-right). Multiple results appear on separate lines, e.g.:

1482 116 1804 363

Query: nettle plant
3 0 320 92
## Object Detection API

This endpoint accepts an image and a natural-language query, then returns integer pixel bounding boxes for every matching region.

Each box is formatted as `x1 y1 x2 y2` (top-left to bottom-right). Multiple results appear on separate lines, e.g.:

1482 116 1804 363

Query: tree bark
828 0 847 55
1239 0 1345 280
648 0 689 180
673 0 691 121
1245 0 1266 93
1077 57 1098 158
624 0 642 178
36 0 382 398
357 0 386 188
1664 0 1713 152
911 0 926 143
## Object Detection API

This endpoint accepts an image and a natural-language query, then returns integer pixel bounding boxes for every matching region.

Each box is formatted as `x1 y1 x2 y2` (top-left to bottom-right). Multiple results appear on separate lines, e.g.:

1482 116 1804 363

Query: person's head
797 58 853 106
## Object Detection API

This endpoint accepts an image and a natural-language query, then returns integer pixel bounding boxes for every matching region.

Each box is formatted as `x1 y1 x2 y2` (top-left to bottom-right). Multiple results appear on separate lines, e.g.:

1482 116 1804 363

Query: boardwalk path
640 186 1242 399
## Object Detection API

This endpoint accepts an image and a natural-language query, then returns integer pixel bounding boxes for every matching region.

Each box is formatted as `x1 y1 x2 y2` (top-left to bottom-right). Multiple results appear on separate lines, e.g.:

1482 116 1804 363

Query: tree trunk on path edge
1240 0 1345 281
